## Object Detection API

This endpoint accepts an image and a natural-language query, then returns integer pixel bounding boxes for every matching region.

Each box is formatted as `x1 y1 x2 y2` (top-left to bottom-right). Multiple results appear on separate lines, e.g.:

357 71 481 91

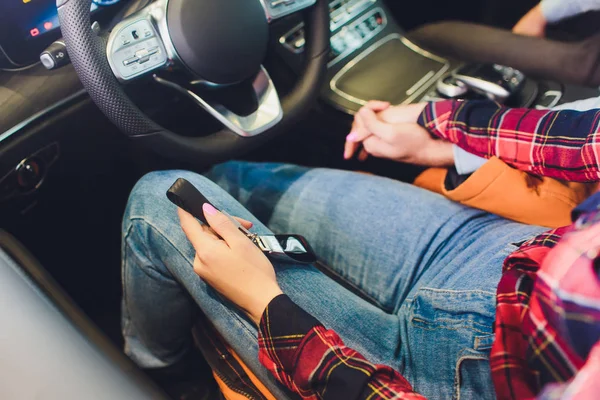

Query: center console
273 0 589 114
273 0 457 112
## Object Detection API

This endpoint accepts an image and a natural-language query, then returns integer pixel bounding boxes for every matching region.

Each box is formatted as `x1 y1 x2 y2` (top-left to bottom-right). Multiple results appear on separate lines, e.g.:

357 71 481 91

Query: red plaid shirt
257 100 600 400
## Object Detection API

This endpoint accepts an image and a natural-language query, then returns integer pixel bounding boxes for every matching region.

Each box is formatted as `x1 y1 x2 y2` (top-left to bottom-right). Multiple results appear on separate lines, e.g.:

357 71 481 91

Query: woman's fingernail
346 132 358 142
203 203 218 215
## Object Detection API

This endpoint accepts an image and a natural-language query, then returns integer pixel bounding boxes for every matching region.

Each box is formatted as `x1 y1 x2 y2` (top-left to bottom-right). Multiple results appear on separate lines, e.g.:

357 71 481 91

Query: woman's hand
344 101 391 160
344 102 454 166
178 204 283 325
513 4 546 37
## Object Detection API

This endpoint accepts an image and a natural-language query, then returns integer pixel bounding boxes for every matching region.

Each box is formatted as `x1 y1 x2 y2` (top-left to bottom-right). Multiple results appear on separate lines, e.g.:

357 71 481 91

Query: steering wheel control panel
107 18 167 81
329 0 377 31
280 0 384 67
263 0 317 20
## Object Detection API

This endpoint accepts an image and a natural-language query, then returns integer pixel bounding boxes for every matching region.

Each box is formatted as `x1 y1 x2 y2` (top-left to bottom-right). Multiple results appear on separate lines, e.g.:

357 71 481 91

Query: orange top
414 157 598 228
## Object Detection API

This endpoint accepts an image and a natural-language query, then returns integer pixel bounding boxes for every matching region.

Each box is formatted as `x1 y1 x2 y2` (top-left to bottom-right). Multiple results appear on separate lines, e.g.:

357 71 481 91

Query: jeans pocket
454 346 495 400
407 288 496 400
411 288 496 334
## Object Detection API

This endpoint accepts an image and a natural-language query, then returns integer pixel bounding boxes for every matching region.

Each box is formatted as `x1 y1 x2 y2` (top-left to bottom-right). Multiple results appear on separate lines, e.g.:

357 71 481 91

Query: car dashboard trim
0 89 88 145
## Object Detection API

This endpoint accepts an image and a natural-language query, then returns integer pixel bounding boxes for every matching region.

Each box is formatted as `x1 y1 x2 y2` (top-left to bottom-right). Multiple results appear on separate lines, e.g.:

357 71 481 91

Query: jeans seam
415 288 497 296
453 351 489 400
411 319 492 335
273 169 395 313
121 223 133 351
127 216 195 267
314 259 393 312
411 287 496 334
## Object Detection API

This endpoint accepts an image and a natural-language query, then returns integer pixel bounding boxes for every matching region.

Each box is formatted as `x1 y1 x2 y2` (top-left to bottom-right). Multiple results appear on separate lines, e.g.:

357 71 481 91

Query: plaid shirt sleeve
258 294 425 400
417 99 600 182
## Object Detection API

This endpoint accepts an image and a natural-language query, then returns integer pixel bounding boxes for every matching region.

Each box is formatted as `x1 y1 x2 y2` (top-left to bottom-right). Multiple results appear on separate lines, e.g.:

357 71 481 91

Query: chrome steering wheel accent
153 67 283 137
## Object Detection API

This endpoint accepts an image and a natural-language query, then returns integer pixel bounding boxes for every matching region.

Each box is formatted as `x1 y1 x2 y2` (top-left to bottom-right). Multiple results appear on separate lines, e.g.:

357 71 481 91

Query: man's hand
345 102 454 167
377 102 430 124
344 102 429 161
178 204 283 325
513 4 546 37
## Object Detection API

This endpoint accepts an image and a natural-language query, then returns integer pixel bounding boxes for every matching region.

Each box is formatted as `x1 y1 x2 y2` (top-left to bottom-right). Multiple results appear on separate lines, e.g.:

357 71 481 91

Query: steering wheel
57 0 329 164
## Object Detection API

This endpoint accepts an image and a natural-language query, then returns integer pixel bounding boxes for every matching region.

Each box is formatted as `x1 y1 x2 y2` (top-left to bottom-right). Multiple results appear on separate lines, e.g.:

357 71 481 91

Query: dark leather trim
409 21 600 87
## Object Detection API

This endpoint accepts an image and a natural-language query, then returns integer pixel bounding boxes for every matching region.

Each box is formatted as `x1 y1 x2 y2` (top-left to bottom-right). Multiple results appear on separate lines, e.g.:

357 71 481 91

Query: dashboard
0 0 124 67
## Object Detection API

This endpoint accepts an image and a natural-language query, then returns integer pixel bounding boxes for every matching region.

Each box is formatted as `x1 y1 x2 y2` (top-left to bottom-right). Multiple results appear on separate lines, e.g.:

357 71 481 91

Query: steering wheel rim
57 0 329 165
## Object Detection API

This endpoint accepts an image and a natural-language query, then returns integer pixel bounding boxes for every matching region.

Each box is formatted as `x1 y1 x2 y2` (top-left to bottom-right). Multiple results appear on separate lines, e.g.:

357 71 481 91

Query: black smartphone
166 178 216 225
167 178 318 265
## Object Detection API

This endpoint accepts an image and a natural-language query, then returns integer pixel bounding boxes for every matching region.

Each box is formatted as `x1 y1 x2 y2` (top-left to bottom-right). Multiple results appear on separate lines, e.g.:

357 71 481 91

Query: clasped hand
343 101 454 167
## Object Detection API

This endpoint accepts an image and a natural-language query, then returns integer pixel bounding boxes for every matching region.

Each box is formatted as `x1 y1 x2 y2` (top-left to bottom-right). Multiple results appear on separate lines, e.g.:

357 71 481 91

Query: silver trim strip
406 71 435 96
0 89 88 145
329 34 450 107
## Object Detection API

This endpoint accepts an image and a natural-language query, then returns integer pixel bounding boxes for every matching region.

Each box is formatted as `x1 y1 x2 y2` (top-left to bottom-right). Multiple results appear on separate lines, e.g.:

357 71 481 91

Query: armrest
408 21 600 87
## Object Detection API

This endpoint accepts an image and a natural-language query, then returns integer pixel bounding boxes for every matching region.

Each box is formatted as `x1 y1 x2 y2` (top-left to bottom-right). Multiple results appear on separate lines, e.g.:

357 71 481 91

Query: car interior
1 0 600 398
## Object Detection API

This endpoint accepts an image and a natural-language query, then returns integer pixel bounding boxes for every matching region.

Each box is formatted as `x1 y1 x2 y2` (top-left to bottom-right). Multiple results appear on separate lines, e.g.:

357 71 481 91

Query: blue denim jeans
122 162 546 400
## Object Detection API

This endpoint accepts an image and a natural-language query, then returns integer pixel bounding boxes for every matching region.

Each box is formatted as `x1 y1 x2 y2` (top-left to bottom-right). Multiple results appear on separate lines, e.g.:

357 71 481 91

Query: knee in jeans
125 170 215 221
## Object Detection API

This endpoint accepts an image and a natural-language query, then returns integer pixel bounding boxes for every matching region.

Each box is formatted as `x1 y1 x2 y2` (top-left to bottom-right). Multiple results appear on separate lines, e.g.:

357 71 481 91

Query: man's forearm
448 96 600 175
418 100 600 182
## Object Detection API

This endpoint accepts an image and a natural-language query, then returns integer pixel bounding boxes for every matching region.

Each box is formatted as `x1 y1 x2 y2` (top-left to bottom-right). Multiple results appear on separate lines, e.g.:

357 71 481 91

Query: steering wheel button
134 49 149 58
293 38 305 49
123 57 139 66
270 0 295 7
110 34 167 79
